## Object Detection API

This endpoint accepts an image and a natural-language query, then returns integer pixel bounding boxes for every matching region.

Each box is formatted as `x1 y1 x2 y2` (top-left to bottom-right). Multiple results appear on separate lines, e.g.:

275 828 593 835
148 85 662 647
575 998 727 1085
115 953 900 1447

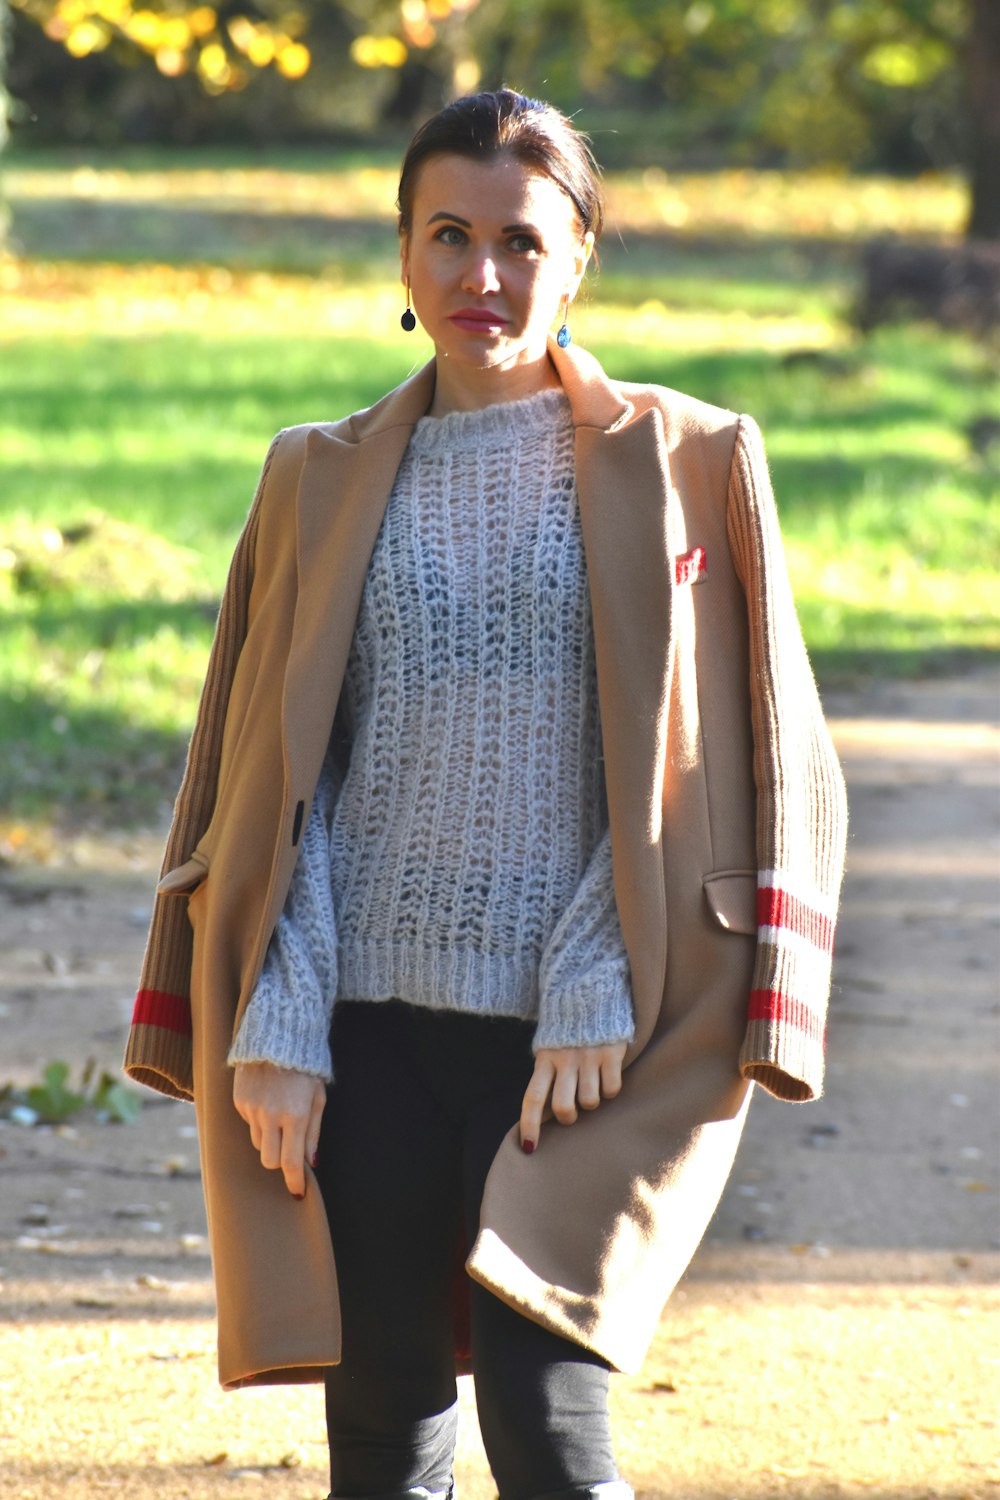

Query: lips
448 308 509 332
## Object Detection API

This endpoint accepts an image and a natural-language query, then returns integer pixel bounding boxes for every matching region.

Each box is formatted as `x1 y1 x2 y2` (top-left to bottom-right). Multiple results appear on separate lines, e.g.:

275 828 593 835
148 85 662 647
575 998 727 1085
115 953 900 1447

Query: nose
462 254 500 295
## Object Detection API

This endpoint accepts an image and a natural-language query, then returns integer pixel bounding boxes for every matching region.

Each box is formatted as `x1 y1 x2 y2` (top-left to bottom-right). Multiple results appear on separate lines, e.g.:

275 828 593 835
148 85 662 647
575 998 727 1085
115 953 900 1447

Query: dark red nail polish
310 1151 319 1169
522 1139 535 1156
293 1192 305 1201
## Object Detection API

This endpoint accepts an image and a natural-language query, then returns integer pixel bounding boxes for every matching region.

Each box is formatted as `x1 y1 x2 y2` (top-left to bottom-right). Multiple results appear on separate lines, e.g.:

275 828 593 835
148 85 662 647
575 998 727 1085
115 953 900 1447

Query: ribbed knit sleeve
126 432 282 1100
726 415 848 1102
534 827 635 1052
227 755 340 1080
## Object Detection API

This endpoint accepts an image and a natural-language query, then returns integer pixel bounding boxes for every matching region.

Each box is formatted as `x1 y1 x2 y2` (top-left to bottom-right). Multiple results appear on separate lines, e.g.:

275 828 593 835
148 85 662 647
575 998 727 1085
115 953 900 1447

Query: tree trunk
1 0 9 251
966 0 1000 239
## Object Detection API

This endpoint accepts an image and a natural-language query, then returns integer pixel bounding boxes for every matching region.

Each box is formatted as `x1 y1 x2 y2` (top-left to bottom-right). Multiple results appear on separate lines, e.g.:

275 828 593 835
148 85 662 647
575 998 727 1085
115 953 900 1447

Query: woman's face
401 152 594 381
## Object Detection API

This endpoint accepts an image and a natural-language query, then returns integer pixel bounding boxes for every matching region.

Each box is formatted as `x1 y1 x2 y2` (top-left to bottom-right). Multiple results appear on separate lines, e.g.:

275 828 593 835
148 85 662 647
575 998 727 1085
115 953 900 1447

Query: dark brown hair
397 89 604 246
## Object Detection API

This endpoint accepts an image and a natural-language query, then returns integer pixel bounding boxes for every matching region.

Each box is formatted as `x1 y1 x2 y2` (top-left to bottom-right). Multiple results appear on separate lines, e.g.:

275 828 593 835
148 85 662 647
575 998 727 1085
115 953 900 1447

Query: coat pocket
702 869 757 937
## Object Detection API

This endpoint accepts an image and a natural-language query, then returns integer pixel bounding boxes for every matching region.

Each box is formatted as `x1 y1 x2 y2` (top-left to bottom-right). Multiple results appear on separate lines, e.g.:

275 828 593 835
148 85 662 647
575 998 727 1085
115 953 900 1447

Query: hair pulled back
397 89 604 246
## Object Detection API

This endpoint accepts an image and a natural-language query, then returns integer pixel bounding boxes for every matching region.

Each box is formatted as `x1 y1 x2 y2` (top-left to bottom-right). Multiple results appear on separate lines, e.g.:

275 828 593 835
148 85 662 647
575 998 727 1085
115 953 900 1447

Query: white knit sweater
229 389 634 1080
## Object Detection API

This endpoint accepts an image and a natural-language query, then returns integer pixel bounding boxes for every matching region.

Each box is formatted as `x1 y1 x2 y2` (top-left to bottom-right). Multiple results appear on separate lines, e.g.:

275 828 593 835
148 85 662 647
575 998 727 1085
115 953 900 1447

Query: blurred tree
966 0 999 238
1 0 9 249
7 0 477 97
7 0 994 246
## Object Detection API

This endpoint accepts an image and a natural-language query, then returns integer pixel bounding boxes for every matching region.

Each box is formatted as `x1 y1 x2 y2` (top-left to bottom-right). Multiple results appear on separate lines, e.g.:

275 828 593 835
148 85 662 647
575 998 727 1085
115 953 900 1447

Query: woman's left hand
519 1042 627 1154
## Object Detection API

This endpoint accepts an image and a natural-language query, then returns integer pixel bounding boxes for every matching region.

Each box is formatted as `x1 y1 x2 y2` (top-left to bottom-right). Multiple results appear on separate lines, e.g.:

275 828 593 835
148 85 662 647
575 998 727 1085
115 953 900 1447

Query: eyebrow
426 211 540 235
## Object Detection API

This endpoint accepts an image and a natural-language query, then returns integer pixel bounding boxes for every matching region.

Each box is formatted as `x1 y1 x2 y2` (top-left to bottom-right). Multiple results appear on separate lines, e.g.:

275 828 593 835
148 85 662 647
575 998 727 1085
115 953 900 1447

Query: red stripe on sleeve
748 988 826 1045
757 886 834 953
132 989 193 1037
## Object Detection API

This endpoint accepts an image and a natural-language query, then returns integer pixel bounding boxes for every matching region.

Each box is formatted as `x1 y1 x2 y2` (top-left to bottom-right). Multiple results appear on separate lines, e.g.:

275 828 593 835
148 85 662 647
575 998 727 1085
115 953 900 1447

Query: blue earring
556 297 572 348
401 282 416 332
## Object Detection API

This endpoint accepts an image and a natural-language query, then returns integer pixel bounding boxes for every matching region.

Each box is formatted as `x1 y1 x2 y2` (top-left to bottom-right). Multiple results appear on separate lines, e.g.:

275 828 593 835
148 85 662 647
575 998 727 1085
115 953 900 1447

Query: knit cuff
228 989 334 1082
533 958 635 1053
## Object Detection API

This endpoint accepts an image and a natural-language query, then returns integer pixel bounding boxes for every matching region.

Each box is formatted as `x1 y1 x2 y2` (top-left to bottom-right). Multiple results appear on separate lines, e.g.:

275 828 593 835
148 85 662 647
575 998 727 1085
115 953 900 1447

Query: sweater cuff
227 1014 334 1086
533 958 635 1053
228 990 334 1082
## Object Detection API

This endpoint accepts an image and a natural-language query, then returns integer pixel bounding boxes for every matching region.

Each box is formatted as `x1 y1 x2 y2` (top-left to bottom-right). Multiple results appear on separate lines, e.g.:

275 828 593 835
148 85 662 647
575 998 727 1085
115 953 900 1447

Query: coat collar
287 338 671 1048
333 335 635 442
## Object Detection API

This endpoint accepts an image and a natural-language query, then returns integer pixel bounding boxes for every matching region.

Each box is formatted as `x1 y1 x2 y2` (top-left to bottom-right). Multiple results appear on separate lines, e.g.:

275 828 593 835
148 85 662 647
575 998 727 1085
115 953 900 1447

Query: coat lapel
282 363 437 798
551 341 673 1049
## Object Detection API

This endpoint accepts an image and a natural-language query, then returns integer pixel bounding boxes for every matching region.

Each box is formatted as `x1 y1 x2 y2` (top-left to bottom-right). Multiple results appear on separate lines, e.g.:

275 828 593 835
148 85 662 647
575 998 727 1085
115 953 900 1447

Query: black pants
315 1000 619 1500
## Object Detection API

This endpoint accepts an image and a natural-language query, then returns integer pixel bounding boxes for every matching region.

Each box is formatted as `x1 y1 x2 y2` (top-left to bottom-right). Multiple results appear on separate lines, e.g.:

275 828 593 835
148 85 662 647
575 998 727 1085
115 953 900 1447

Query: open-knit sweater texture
229 389 634 1080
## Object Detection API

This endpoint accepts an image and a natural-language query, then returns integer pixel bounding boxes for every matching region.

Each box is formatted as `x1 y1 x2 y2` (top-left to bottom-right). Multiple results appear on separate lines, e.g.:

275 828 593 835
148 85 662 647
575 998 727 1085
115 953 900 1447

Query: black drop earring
556 296 572 348
401 282 416 332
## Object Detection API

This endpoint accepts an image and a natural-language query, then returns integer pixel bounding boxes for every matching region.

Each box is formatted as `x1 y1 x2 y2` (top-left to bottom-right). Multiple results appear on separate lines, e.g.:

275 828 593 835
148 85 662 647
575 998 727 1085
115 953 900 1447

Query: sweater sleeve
534 825 635 1053
726 414 848 1102
227 754 341 1080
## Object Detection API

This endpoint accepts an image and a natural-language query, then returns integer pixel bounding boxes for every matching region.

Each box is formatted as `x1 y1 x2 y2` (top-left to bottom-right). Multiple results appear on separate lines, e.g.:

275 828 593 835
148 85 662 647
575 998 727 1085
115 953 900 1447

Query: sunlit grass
5 158 967 240
0 159 995 833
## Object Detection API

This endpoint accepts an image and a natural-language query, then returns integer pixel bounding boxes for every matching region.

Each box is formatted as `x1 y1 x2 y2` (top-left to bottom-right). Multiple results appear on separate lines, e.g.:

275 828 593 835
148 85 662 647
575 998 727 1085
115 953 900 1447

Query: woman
126 89 847 1500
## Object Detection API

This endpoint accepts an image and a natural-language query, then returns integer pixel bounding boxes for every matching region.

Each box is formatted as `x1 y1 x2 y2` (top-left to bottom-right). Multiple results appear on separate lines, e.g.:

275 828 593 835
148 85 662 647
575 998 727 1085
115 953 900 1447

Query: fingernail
292 1192 305 1201
310 1151 319 1169
521 1139 535 1156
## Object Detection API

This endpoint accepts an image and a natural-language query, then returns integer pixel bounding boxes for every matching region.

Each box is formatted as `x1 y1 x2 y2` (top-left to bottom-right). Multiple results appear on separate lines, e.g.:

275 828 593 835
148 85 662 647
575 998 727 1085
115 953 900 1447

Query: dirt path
1 670 998 1500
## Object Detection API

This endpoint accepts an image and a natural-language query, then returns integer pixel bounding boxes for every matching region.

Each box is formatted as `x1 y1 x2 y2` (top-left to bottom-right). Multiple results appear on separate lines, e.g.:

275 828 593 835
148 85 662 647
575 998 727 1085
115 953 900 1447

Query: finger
550 1059 580 1125
258 1122 283 1174
520 1056 554 1152
279 1115 308 1199
305 1082 326 1171
577 1056 602 1110
600 1049 624 1098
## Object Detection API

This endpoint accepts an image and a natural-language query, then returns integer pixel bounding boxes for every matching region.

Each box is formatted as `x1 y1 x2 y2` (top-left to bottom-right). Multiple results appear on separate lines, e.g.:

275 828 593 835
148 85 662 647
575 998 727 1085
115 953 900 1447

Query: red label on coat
675 546 707 586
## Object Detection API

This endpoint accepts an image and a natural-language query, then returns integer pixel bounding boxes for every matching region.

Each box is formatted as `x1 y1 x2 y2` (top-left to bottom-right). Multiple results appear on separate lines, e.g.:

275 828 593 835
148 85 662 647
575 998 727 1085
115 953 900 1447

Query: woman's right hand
233 1062 327 1199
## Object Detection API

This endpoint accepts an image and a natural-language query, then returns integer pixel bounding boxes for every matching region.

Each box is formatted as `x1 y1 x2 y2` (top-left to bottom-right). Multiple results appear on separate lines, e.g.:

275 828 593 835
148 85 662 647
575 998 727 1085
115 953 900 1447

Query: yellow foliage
247 32 276 65
227 15 256 51
155 44 187 74
403 17 435 46
276 40 310 77
126 9 163 49
93 0 131 20
158 15 191 48
862 40 950 88
350 34 408 68
188 5 216 38
20 0 479 83
197 40 228 79
65 19 109 53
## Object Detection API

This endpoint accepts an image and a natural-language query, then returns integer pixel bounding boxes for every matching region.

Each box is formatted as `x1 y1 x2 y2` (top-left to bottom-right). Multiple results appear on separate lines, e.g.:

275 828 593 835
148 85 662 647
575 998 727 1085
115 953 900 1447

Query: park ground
1 665 998 1500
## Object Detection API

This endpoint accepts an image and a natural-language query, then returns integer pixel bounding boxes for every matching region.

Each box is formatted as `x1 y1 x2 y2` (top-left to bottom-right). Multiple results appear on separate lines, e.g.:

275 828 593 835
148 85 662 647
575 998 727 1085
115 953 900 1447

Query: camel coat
125 337 847 1389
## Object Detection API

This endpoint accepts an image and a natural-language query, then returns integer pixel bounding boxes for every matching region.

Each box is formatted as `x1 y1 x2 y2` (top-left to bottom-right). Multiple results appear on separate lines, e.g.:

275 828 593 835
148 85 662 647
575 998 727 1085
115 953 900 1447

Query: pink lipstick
449 308 508 332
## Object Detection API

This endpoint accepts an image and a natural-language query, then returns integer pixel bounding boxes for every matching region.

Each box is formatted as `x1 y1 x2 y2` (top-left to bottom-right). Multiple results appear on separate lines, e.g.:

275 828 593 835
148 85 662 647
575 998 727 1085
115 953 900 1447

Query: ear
567 230 596 302
399 232 410 289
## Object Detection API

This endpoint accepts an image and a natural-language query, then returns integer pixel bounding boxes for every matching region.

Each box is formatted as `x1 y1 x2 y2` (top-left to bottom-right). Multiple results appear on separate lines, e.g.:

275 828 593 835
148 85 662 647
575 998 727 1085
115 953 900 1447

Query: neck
429 349 561 417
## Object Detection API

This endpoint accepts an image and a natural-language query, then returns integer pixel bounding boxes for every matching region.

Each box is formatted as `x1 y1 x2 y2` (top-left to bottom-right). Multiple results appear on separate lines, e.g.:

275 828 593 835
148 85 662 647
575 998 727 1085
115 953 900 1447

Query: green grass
1 158 996 833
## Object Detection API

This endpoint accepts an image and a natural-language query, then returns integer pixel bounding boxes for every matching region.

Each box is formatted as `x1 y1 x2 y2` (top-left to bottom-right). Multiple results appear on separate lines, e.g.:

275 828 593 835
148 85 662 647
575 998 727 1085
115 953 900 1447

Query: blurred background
0 0 998 847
